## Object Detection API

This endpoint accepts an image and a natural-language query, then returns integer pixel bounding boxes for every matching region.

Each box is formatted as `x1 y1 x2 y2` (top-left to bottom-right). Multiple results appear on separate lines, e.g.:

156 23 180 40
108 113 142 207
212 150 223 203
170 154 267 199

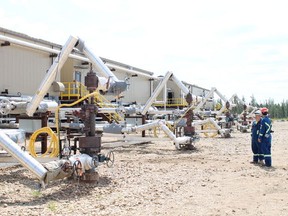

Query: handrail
60 81 123 123
60 81 85 100
94 91 123 123
153 97 201 107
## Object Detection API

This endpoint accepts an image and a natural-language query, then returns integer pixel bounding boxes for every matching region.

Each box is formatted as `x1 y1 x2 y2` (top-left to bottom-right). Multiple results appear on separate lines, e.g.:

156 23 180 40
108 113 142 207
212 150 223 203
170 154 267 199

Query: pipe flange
0 98 11 115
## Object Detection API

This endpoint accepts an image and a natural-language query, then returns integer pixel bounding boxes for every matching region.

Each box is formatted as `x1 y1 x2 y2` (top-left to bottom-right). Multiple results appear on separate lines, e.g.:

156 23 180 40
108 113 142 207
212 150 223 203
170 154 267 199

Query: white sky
1 0 288 103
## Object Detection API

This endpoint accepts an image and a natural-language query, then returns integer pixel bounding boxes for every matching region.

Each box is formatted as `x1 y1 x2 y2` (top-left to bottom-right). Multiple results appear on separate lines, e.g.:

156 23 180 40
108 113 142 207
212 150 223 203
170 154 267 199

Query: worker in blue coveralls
250 110 263 164
258 107 272 167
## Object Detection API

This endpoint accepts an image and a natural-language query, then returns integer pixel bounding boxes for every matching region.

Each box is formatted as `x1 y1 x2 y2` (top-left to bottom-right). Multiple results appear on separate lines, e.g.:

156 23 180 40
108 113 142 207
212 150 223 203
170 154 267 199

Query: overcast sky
1 0 288 103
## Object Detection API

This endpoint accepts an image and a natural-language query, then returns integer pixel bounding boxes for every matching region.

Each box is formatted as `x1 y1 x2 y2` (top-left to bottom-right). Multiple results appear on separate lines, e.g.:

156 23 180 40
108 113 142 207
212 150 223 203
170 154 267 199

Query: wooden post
142 115 146 137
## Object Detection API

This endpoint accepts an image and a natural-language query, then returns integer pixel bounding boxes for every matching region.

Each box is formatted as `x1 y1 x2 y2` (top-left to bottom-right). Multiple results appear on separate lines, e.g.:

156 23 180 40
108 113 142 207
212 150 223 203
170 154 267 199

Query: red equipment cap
261 107 269 113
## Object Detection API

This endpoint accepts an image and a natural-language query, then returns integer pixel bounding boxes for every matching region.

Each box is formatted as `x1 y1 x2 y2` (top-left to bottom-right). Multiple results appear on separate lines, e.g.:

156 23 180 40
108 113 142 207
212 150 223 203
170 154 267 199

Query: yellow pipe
29 127 59 157
55 91 99 141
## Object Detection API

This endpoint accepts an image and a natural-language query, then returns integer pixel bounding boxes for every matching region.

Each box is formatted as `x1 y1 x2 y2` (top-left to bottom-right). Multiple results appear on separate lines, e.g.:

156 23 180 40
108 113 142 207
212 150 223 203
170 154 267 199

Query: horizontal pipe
69 154 96 171
107 64 158 80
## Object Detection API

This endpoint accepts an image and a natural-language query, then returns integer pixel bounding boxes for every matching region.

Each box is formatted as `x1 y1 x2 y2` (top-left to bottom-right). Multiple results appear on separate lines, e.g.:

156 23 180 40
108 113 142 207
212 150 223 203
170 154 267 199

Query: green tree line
232 95 288 119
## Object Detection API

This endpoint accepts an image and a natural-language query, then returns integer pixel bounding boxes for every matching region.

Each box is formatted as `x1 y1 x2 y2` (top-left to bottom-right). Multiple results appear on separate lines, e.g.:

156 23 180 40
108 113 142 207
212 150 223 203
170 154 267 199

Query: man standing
258 107 272 167
251 110 263 164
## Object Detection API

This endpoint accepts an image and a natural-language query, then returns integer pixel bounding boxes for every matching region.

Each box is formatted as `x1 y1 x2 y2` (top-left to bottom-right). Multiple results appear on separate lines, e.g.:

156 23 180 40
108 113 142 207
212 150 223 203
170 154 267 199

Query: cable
29 127 59 157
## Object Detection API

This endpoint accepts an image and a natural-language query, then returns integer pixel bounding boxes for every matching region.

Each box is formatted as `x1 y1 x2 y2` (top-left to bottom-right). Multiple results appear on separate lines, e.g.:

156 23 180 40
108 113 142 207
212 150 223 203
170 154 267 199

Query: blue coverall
251 119 262 162
258 115 272 167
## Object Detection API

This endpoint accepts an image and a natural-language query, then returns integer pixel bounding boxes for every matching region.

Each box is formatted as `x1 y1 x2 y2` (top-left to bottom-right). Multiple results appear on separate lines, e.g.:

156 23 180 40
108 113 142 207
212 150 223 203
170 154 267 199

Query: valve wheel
0 99 11 115
105 151 115 168
72 160 83 178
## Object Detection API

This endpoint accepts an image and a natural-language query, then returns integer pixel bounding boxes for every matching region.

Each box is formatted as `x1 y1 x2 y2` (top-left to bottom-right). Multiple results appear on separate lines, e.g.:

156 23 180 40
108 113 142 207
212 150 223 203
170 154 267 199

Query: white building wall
0 44 52 96
0 27 210 104
153 79 182 102
112 70 151 104
191 86 208 97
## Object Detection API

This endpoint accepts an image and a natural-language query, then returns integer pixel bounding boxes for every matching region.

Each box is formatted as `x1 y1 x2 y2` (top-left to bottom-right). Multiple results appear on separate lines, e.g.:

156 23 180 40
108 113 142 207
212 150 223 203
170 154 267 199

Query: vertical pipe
41 114 48 154
90 97 96 137
164 83 167 110
141 115 146 137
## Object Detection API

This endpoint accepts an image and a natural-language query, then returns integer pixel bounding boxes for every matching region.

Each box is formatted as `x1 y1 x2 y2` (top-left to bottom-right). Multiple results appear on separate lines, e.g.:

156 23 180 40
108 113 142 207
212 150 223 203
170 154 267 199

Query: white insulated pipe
192 118 221 130
121 120 192 150
170 74 190 95
75 39 119 82
106 64 157 80
26 35 79 116
164 83 167 110
98 107 121 114
121 120 160 134
0 96 32 102
6 101 58 115
158 121 192 150
194 87 216 113
68 154 97 172
207 118 221 130
0 131 47 181
0 35 63 54
141 71 173 115
215 89 230 116
214 88 228 102
247 107 258 118
147 110 174 115
158 121 176 140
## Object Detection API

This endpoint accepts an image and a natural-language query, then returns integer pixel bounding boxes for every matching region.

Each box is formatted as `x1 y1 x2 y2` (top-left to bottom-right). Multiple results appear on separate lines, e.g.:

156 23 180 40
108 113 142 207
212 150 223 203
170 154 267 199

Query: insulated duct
75 39 119 82
26 35 79 116
0 131 47 181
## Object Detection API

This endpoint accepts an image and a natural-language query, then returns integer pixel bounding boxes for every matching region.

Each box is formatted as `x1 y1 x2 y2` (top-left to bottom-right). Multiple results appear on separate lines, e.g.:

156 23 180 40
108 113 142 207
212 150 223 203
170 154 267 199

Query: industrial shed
0 27 210 106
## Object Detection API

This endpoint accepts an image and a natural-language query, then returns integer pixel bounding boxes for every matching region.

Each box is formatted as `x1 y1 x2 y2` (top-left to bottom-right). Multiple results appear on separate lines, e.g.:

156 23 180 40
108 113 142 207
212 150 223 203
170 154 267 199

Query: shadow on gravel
113 144 201 156
0 170 114 207
0 165 40 189
259 166 276 172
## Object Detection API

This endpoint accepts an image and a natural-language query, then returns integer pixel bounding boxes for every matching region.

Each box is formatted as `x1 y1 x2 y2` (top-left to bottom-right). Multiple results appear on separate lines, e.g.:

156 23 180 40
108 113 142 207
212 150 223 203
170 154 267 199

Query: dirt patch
0 121 287 215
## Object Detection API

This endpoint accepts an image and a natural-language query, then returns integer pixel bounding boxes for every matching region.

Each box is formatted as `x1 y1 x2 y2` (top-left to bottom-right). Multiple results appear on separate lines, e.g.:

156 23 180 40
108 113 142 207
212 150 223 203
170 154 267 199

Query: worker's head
261 107 269 116
254 110 262 121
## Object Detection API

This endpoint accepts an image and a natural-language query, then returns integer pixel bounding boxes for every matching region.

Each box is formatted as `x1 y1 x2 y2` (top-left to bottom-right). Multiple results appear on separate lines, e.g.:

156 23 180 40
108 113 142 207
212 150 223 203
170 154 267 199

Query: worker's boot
258 160 265 166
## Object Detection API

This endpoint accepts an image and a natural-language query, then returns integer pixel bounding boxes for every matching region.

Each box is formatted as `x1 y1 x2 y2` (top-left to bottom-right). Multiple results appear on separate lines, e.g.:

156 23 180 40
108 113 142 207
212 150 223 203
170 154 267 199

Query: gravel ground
0 121 287 216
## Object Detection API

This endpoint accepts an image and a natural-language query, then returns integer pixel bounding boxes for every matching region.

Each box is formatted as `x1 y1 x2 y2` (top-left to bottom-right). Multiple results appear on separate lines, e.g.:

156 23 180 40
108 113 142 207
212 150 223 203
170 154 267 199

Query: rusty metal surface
82 170 99 183
84 70 98 92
